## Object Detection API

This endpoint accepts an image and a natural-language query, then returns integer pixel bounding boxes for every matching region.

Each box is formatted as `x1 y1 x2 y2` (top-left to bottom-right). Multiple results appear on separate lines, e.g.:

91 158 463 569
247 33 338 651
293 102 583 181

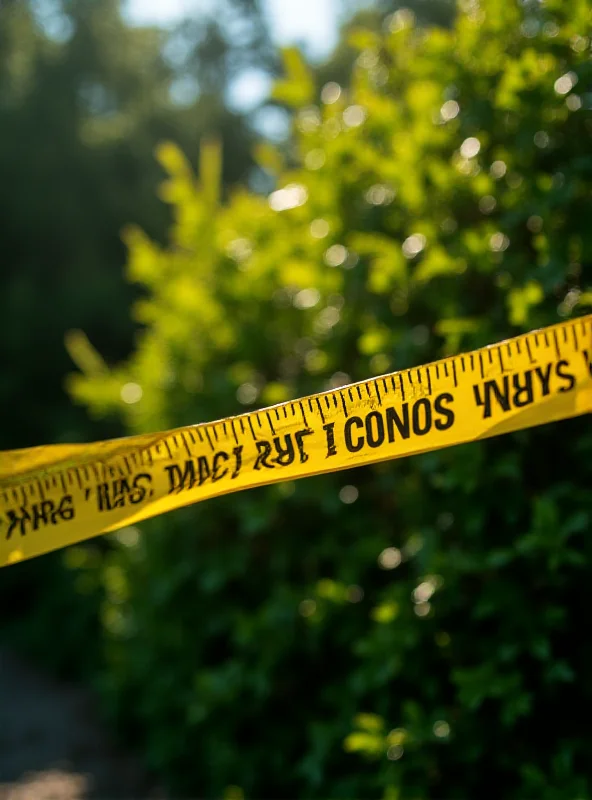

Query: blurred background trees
0 0 262 671
0 0 264 452
2 0 592 797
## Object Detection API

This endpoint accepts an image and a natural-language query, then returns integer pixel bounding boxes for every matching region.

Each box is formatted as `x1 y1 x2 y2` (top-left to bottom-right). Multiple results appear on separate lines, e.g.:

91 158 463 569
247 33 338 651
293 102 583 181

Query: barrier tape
1 316 591 567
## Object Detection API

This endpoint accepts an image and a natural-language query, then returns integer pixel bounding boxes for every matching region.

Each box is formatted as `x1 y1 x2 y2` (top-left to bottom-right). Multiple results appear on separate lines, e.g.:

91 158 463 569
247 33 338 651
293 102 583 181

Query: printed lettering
212 451 228 481
254 431 314 468
197 456 211 485
412 398 431 436
97 473 153 510
386 404 410 442
294 429 313 463
366 411 385 448
343 395 454 455
434 392 455 430
166 450 240 493
273 435 296 466
165 461 195 493
473 376 511 419
230 446 243 479
344 417 364 453
474 360 577 419
6 508 31 539
556 359 575 392
534 364 552 396
512 371 534 408
129 473 152 503
5 495 75 539
254 440 275 470
323 423 337 457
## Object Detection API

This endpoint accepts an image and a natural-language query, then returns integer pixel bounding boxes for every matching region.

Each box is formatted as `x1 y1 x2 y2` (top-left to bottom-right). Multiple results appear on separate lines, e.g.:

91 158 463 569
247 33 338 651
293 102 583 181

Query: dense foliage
67 0 592 796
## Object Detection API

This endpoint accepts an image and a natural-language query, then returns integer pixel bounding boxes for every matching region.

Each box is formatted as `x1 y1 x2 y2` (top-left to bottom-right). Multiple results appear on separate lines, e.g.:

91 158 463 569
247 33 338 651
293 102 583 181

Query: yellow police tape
1 316 591 567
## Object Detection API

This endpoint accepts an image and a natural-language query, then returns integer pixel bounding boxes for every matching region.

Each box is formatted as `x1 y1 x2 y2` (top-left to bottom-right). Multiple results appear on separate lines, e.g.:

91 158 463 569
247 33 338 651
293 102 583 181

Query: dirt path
0 649 164 800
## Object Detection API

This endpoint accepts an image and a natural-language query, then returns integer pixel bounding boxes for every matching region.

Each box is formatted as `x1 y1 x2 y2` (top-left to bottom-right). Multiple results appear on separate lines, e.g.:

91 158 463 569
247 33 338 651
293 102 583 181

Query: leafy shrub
70 0 592 796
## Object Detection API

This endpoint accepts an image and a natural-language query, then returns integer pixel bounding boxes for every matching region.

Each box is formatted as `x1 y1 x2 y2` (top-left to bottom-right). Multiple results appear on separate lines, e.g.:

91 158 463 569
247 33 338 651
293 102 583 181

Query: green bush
70 0 592 796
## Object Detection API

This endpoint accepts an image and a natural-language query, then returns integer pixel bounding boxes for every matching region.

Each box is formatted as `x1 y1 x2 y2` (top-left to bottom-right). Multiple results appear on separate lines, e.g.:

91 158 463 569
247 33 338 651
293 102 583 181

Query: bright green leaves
434 318 480 354
413 245 467 284
351 233 407 294
344 713 387 758
199 138 222 209
507 281 544 326
272 46 315 108
495 49 556 111
370 601 400 624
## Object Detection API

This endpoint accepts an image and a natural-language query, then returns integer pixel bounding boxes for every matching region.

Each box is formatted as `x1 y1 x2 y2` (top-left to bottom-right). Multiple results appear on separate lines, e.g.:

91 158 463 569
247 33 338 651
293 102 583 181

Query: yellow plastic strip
2 316 591 567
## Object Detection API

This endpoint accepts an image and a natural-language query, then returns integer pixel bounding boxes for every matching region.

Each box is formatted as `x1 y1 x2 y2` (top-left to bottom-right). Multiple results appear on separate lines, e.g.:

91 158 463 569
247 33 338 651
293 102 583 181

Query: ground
0 648 165 800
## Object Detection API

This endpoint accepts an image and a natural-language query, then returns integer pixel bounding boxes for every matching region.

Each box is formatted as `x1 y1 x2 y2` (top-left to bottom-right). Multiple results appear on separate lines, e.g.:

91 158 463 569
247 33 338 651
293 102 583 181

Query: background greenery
2 0 592 797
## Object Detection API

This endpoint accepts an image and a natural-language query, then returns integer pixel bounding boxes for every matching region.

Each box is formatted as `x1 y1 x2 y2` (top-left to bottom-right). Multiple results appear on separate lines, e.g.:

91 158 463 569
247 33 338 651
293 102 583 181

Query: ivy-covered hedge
69 0 592 796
